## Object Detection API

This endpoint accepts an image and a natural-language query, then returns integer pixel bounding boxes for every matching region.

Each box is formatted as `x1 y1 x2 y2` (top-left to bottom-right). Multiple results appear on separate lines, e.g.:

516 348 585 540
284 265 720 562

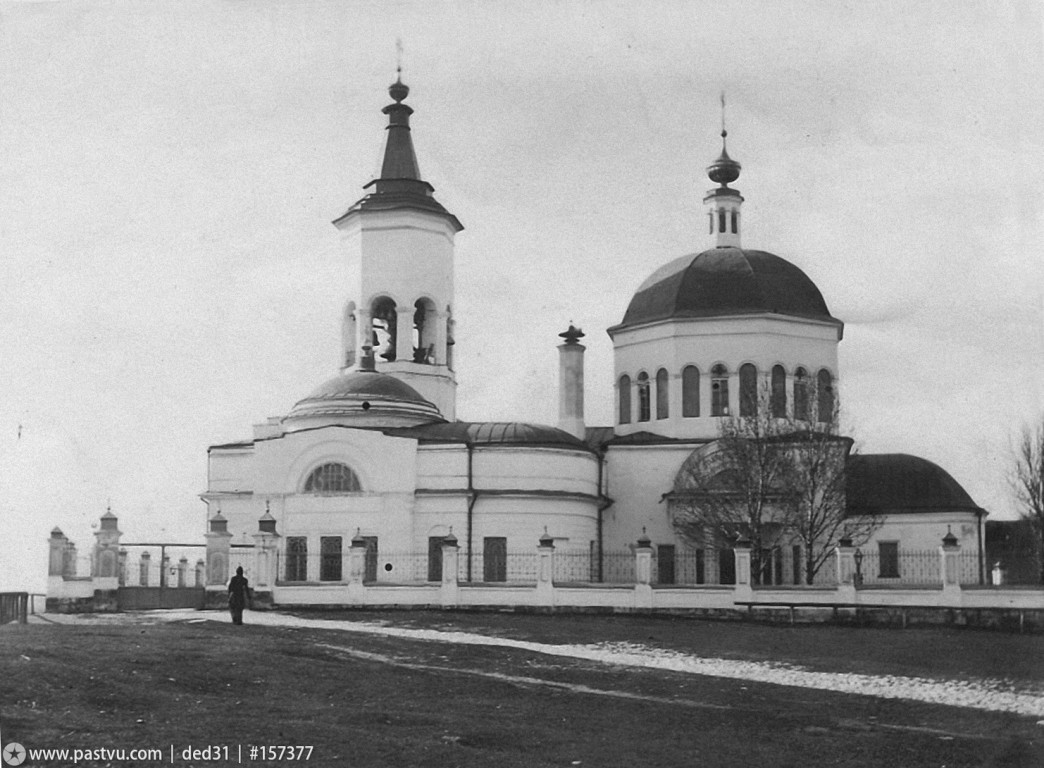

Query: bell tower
333 74 464 419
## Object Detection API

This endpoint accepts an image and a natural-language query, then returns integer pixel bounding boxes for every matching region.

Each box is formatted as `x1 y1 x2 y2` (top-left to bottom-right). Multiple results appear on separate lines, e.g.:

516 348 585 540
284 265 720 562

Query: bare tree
778 394 878 584
1011 416 1044 584
672 382 879 586
671 388 796 585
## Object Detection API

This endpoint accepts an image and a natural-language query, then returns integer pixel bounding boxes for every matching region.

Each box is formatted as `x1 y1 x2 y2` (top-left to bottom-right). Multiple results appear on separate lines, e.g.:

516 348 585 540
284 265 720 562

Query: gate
117 586 205 611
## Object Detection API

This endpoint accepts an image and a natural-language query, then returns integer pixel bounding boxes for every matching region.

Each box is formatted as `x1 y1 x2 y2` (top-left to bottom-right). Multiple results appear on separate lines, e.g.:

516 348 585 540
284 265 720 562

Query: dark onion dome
333 77 463 232
707 133 741 187
611 247 842 333
846 454 984 516
388 421 594 452
285 370 443 424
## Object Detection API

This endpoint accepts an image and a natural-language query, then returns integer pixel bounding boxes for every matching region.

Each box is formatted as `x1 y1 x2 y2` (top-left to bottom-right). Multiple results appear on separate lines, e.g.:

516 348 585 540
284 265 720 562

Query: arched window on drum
655 368 669 420
618 375 632 425
817 369 835 423
682 365 700 418
711 365 729 417
739 363 758 417
637 372 651 423
794 367 810 422
304 463 362 493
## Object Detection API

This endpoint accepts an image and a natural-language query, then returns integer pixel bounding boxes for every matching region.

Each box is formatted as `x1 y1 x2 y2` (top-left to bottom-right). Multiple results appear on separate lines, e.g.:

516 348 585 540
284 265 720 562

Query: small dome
616 247 840 330
285 370 443 428
846 454 983 515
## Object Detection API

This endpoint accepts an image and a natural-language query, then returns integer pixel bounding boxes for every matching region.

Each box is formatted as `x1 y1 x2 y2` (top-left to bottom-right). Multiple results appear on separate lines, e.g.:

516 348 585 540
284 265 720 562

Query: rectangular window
285 537 308 582
718 548 736 585
427 536 444 582
878 541 900 579
363 536 378 582
657 545 676 585
320 536 342 581
483 537 507 582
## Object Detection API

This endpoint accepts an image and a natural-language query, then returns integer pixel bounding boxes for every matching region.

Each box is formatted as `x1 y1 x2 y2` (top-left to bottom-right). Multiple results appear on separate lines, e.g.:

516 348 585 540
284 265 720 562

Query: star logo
2 742 26 766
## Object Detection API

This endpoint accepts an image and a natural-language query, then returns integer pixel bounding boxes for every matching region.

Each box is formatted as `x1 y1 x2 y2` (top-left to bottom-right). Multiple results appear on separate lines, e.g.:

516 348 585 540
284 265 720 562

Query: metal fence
266 546 982 588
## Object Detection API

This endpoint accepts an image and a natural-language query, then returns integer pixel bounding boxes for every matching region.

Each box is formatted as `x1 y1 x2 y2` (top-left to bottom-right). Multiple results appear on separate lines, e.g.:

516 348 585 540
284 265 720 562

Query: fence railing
0 592 29 625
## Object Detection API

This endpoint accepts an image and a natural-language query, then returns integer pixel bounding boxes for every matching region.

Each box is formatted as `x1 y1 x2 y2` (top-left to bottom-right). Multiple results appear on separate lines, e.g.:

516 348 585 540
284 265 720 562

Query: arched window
817 369 834 423
794 368 809 421
711 365 729 416
637 372 651 422
771 365 787 419
370 296 398 362
682 366 700 418
618 375 631 425
655 368 669 420
739 363 758 417
304 463 362 493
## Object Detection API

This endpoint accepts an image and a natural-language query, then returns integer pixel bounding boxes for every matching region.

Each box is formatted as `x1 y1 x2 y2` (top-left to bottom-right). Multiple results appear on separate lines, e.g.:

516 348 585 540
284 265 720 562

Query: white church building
200 76 987 600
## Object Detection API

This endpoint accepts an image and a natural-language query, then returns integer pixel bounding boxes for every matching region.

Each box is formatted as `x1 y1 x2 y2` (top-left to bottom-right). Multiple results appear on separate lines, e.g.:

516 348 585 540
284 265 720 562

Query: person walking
227 566 250 625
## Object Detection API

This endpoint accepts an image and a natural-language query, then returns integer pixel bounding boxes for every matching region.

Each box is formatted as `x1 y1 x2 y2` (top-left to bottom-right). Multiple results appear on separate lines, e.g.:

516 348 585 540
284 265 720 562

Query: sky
0 0 1041 592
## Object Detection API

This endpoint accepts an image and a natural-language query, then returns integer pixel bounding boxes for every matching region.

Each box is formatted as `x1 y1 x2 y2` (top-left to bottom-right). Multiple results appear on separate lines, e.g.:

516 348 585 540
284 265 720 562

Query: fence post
347 530 368 603
140 552 151 587
46 528 70 608
940 529 962 606
195 559 205 588
536 530 555 607
440 530 460 607
634 530 654 609
733 538 754 605
835 538 857 604
177 557 188 588
205 512 233 607
118 548 128 586
252 507 280 608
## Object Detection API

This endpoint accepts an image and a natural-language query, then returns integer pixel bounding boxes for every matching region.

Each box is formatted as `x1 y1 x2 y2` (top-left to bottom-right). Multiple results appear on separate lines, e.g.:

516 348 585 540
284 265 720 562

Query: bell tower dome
332 74 463 419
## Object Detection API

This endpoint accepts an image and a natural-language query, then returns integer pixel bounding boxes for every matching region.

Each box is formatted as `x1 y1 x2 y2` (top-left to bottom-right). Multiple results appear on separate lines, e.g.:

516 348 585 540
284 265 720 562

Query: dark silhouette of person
228 566 250 625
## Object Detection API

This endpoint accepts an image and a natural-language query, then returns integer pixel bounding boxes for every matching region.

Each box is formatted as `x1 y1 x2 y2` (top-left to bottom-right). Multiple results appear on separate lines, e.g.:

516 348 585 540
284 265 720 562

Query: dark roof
300 370 431 405
388 421 593 452
846 453 983 515
333 79 462 232
613 247 841 332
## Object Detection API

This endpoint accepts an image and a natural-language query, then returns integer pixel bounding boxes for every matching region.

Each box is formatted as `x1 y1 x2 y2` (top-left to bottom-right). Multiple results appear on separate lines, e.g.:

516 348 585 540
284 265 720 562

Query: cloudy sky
1 1 1041 591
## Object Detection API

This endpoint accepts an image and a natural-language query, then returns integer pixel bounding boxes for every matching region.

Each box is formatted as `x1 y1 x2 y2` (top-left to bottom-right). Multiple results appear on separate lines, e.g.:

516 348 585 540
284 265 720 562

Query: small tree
1011 416 1044 584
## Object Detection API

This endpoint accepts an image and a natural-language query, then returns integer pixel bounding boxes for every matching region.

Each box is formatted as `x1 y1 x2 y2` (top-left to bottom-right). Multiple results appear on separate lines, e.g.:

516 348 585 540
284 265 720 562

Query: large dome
616 247 841 330
284 370 444 428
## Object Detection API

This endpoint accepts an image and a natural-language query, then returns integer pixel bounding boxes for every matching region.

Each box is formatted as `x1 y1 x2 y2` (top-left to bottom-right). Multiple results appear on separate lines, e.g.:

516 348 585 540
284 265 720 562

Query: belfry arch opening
370 296 397 362
412 297 437 364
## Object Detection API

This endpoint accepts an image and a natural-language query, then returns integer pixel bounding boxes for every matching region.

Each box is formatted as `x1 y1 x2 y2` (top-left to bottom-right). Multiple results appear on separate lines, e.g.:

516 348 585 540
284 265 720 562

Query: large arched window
739 364 758 417
304 463 362 493
794 368 810 421
618 375 631 425
817 369 834 423
682 365 700 418
771 365 787 419
637 372 651 422
711 365 729 416
655 368 669 420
